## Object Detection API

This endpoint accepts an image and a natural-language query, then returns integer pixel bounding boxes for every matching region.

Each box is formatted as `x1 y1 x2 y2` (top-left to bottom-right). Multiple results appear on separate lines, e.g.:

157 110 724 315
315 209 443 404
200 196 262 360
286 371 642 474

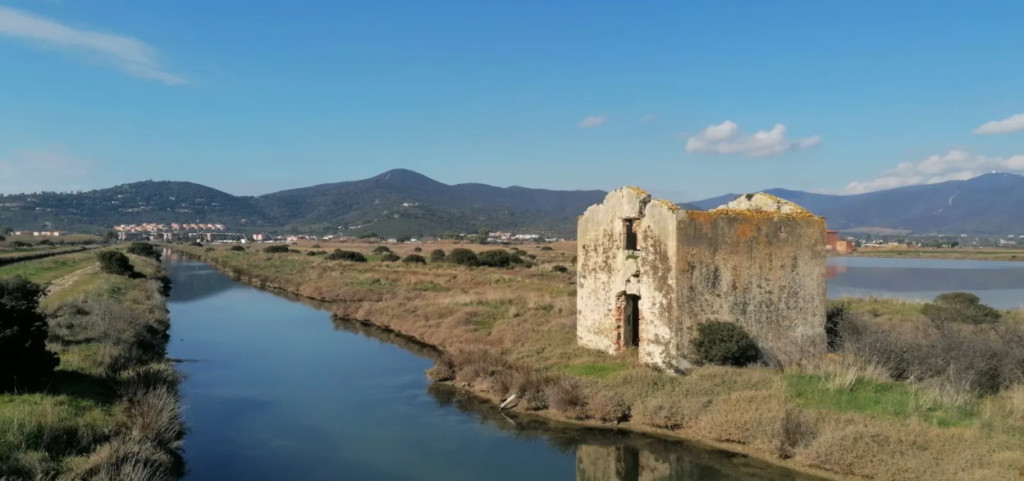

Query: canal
165 257 824 481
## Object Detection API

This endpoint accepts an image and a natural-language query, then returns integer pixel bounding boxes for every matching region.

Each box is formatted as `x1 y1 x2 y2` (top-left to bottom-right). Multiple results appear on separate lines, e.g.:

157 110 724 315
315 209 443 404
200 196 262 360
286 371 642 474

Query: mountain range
1 170 1022 237
689 172 1024 235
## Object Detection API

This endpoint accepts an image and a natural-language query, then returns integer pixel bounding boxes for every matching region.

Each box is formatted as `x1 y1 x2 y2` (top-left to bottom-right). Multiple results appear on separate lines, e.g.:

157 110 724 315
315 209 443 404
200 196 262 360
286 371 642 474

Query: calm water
827 257 1024 309
165 257 823 481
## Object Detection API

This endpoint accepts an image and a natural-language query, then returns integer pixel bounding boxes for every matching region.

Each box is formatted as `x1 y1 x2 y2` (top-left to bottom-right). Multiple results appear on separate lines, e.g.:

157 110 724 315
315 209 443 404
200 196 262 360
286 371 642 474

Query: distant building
825 229 853 254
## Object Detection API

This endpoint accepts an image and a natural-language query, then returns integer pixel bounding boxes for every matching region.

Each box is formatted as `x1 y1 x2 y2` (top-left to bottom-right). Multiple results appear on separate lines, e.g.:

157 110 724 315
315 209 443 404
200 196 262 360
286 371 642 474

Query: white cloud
0 6 186 84
641 114 657 123
973 113 1024 135
684 120 821 157
579 115 608 128
0 148 95 193
843 150 1024 194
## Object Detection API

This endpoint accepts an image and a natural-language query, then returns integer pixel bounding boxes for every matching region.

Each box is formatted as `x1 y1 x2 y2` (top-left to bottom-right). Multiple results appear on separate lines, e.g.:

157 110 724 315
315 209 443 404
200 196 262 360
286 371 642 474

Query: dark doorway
623 294 640 348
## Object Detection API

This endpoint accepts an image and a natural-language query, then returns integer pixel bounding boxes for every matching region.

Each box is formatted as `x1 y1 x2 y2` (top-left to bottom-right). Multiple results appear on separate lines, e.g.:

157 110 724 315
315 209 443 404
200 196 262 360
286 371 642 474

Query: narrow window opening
622 219 638 251
623 294 640 348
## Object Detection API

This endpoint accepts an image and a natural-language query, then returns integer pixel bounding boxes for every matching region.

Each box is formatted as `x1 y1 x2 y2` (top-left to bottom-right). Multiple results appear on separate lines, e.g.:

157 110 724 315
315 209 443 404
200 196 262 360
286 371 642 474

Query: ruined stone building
576 187 826 370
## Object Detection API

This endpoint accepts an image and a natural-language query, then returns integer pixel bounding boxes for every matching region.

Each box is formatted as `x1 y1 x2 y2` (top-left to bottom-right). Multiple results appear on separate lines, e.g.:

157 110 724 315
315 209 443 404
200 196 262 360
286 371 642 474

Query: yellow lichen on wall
625 186 650 197
655 199 680 212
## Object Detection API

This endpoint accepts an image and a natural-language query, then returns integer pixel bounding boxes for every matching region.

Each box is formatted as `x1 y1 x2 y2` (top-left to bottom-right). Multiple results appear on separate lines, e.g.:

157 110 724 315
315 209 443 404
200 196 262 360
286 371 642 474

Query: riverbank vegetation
175 241 1024 481
0 246 182 480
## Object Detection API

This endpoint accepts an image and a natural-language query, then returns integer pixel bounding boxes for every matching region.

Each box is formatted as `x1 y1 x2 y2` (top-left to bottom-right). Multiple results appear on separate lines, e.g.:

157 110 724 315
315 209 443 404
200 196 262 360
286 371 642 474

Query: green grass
463 299 518 331
0 251 104 283
786 373 978 427
560 361 629 379
41 269 103 309
0 252 176 478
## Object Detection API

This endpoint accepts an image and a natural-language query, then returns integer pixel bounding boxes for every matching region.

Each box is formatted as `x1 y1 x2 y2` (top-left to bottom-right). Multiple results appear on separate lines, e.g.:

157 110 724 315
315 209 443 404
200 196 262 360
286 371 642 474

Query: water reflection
828 257 1024 308
426 385 825 481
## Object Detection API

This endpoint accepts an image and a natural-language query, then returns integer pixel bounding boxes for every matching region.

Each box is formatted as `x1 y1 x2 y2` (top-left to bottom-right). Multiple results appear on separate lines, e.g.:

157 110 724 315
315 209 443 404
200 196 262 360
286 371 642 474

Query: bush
311 244 320 248
127 242 161 260
690 321 761 367
205 247 215 252
380 253 401 262
478 249 515 268
262 245 290 254
448 248 479 266
552 265 569 273
37 239 54 246
189 242 203 247
547 377 588 420
922 292 1001 325
326 250 366 262
429 249 446 262
11 241 31 248
230 245 245 252
97 251 135 277
372 246 392 255
540 246 553 251
413 247 422 252
0 277 60 391
402 254 426 264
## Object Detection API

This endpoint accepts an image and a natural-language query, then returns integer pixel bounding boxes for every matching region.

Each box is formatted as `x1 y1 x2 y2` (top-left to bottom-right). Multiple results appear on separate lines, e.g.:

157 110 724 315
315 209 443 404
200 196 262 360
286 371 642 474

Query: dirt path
46 263 99 296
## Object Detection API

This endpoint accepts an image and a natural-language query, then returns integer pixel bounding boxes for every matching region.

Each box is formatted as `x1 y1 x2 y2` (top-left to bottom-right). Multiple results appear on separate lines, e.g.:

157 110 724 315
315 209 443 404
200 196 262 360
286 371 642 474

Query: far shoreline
830 247 1024 262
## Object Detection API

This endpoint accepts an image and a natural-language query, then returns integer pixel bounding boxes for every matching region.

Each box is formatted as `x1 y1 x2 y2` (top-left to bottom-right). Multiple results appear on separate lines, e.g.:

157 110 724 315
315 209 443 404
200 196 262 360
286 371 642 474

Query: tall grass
0 254 183 480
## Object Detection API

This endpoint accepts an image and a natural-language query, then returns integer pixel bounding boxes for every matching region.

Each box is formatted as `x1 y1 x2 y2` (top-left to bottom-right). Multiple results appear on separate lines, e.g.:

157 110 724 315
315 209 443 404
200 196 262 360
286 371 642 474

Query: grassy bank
0 249 183 480
840 247 1024 262
174 242 1024 481
0 247 99 268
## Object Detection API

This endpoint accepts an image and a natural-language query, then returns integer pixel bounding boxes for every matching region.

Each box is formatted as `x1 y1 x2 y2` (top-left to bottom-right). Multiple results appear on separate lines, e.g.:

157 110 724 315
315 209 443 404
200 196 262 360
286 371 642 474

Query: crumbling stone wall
673 199 827 366
577 188 826 370
576 188 650 354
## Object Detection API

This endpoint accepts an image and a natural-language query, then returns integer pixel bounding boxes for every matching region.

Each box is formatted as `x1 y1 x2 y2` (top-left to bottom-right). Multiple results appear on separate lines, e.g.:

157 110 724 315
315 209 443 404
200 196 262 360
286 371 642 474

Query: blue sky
1 0 1022 201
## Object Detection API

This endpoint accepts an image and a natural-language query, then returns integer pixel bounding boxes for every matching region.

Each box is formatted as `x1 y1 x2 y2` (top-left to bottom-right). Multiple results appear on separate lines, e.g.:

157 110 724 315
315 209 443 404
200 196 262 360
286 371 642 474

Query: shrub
11 241 31 248
380 253 401 262
189 242 203 247
0 277 60 391
571 255 577 265
478 249 515 268
230 245 245 252
402 254 427 264
372 246 392 255
0 235 4 242
311 244 320 248
587 391 629 423
448 248 479 266
305 250 318 256
426 358 456 382
413 247 422 252
204 247 215 252
690 321 761 367
262 245 290 254
429 249 446 262
552 265 569 273
825 300 851 352
547 377 588 420
326 250 367 262
97 251 135 277
540 246 553 251
127 242 161 260
37 239 54 246
922 292 1001 325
